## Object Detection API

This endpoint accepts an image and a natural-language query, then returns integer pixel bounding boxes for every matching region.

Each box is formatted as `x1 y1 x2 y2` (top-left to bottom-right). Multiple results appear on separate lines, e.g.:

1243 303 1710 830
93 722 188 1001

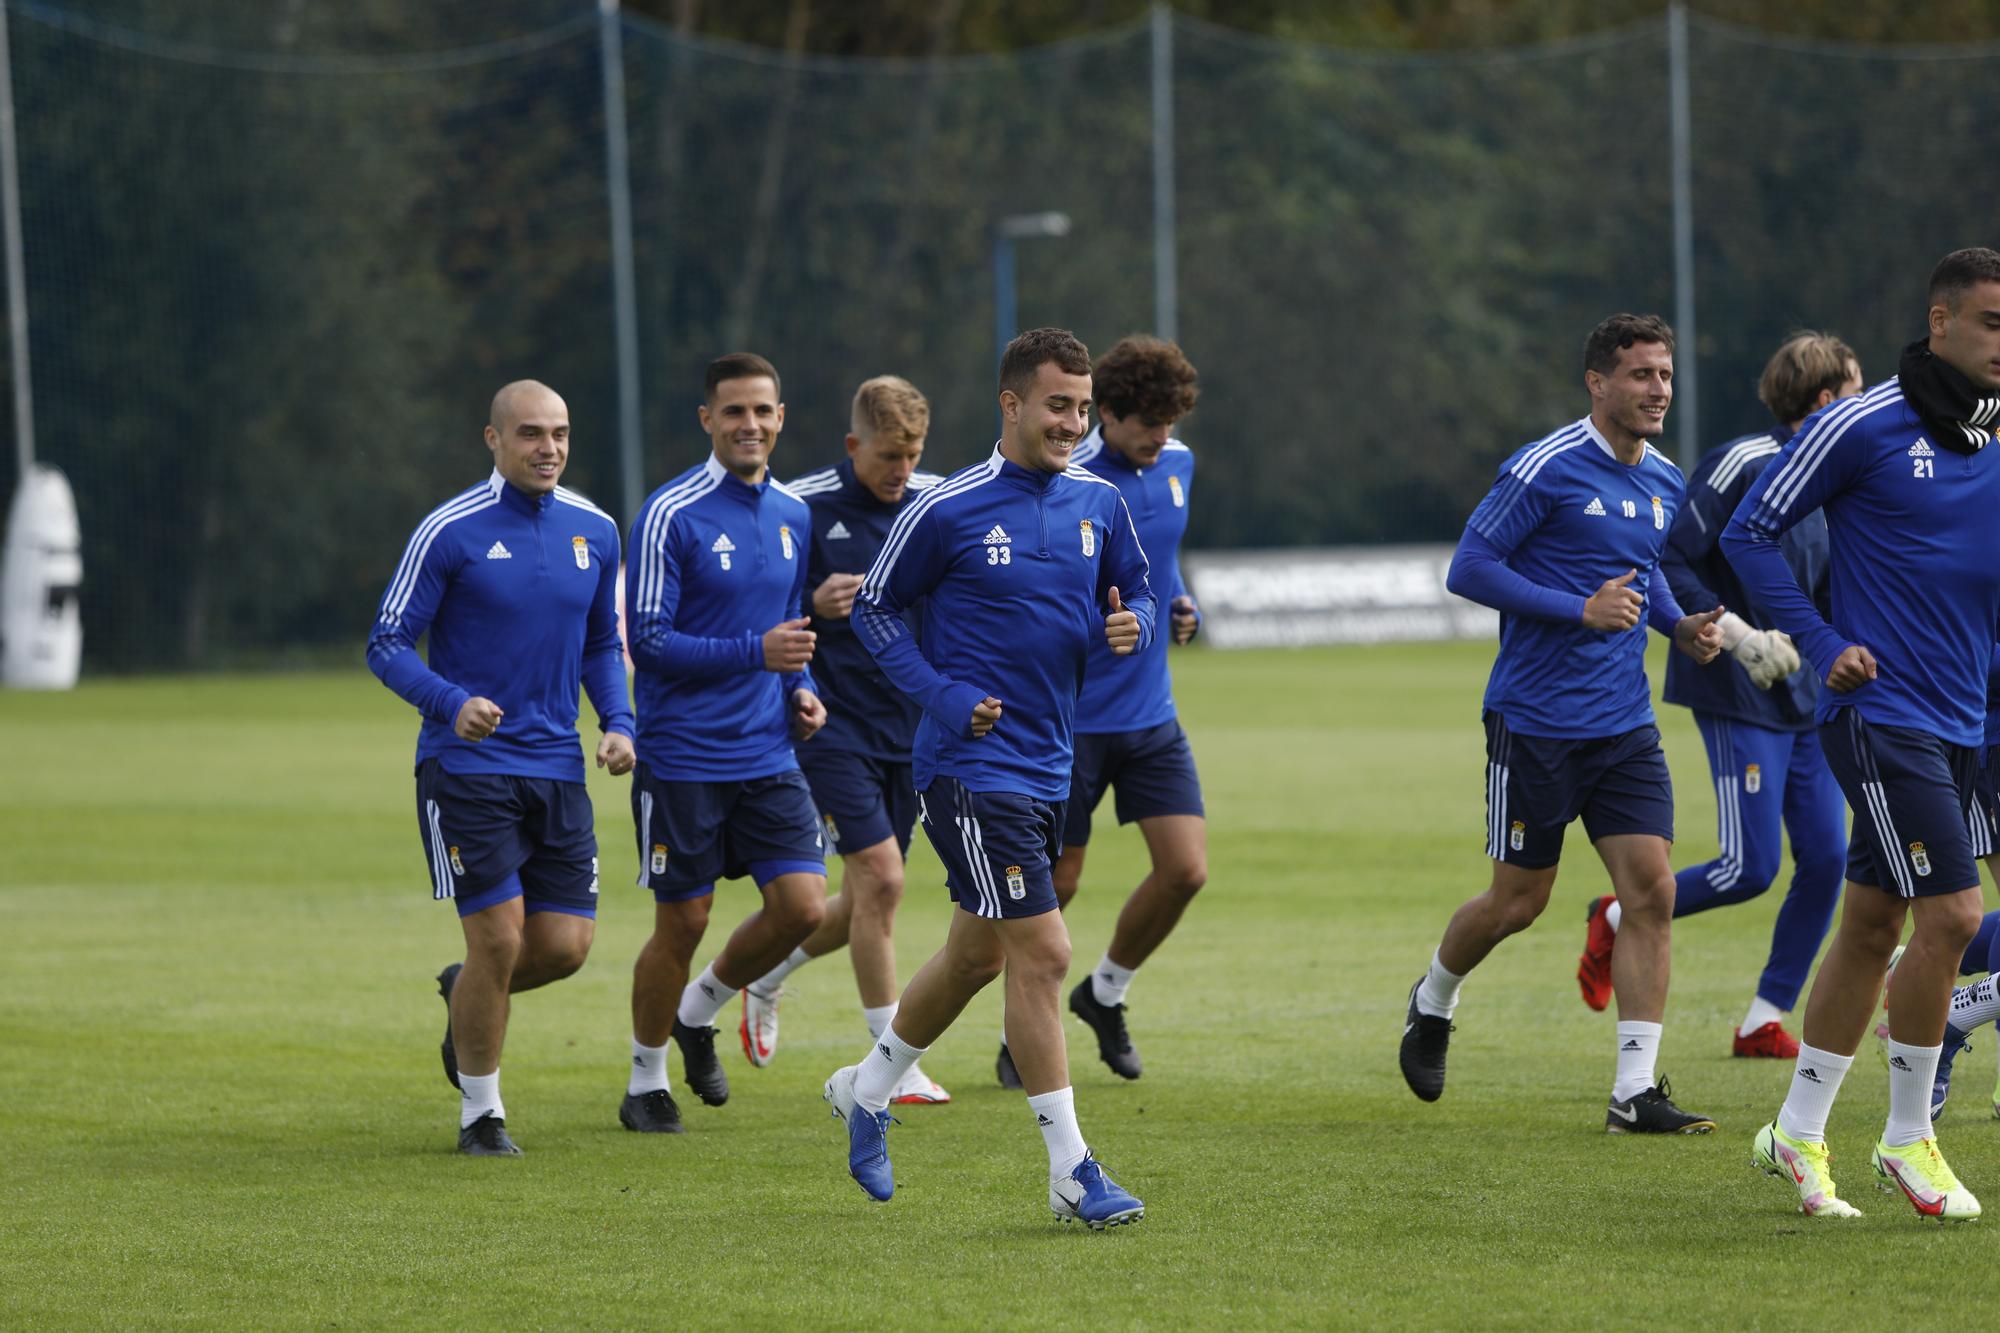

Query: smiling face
1930 277 2000 395
700 375 785 481
1000 359 1093 473
484 381 570 494
1586 339 1673 452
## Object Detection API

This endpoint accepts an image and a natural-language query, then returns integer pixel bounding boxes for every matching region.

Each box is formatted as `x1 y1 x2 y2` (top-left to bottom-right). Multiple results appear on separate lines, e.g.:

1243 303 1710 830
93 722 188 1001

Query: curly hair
1091 336 1200 424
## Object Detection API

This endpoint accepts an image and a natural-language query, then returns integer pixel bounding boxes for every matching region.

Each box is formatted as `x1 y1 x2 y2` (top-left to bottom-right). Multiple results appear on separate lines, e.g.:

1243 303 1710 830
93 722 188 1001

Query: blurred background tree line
7 0 1999 668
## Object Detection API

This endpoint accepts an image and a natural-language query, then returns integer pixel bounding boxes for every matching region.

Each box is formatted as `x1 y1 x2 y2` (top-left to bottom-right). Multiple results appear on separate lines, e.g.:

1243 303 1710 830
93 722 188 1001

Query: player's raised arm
624 503 765 678
1098 493 1155 656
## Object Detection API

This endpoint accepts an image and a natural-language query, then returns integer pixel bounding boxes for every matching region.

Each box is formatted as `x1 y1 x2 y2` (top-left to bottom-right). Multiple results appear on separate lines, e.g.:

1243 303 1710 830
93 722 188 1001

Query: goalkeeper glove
1716 611 1800 689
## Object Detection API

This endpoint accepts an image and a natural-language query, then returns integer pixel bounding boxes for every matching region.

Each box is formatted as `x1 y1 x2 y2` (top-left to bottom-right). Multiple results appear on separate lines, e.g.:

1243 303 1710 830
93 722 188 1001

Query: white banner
1183 544 1495 648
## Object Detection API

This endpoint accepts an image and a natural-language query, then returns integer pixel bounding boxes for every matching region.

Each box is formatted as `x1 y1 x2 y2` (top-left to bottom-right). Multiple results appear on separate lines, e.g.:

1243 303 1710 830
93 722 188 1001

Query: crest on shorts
1651 496 1665 530
448 845 466 876
1168 474 1185 508
1910 841 1932 876
1079 519 1095 557
589 855 600 894
1509 821 1525 852
650 843 669 876
780 525 795 560
1744 763 1761 794
822 813 839 845
1006 865 1026 900
572 535 589 570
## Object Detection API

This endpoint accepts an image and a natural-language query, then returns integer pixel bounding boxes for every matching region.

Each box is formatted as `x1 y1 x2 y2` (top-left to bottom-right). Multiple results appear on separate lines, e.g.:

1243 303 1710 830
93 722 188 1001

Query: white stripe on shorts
426 799 453 900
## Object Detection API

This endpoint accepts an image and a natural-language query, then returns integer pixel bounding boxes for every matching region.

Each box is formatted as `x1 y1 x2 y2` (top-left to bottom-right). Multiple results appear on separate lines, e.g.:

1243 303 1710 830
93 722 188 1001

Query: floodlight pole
599 0 643 523
1668 0 1699 460
0 0 34 480
1150 3 1177 345
992 211 1073 433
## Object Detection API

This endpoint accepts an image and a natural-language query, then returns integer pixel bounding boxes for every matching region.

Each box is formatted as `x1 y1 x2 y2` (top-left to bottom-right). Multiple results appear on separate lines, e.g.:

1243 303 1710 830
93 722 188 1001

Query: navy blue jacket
1661 427 1827 731
368 472 633 782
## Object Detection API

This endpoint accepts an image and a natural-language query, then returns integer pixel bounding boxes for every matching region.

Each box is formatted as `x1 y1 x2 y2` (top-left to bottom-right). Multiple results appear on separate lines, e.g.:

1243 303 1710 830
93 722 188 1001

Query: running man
1398 314 1725 1134
368 380 635 1156
1729 247 2000 1221
620 353 828 1134
1577 333 1861 1058
736 375 951 1105
822 328 1157 1227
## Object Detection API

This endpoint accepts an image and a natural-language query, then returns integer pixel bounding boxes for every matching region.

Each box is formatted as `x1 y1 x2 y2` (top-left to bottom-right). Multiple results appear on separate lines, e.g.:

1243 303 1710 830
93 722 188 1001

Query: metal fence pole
599 0 643 522
0 0 34 479
1668 0 1698 458
1150 3 1177 345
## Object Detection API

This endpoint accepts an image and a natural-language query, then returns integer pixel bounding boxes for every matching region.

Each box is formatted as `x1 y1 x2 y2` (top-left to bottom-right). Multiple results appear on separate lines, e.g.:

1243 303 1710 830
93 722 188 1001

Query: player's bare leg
706 872 827 991
454 897 527 1078
631 897 712 1046
1597 833 1673 1024
997 910 1075 1096
508 911 594 991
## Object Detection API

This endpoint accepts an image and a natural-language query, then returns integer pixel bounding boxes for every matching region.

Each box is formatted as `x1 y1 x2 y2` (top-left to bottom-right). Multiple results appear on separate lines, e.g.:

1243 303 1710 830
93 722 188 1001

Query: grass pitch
2 641 1993 1329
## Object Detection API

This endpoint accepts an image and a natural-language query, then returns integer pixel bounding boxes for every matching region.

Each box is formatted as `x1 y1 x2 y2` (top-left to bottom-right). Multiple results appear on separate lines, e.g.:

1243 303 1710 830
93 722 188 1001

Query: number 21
1914 457 1933 478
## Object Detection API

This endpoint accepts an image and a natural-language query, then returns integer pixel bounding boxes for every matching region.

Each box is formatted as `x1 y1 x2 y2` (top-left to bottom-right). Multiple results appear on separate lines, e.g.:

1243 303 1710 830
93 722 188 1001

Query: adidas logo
1909 439 1935 458
632 1055 644 1067
700 982 718 999
983 525 1011 545
878 1043 893 1060
1620 1039 1643 1052
485 541 512 560
1799 1066 1821 1083
826 521 851 540
1036 1113 1054 1127
1584 497 1606 516
1890 1056 1912 1072
711 533 736 553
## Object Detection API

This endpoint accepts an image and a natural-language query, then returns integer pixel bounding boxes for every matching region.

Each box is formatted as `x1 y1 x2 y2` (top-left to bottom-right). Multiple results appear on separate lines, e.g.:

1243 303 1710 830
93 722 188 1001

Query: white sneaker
889 1061 952 1105
740 986 780 1067
823 1064 859 1122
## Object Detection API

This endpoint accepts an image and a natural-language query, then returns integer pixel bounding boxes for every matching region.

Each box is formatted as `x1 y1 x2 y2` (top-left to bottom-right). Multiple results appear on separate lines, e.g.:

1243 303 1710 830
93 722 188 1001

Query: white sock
750 946 813 999
1612 1021 1662 1102
854 1025 927 1113
677 964 737 1029
628 1038 671 1095
460 1069 504 1128
1091 954 1137 1007
1740 995 1786 1034
1028 1086 1088 1181
1415 949 1464 1019
1884 1038 1943 1147
1950 975 2000 1032
1776 1043 1853 1143
862 1003 898 1040
1605 900 1622 932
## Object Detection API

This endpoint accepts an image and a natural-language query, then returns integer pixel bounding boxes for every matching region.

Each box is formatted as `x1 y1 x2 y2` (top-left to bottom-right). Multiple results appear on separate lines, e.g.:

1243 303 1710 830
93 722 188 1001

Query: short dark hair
999 327 1091 398
706 351 780 401
1928 247 2000 313
1758 331 1858 426
1583 314 1675 376
1092 336 1200 424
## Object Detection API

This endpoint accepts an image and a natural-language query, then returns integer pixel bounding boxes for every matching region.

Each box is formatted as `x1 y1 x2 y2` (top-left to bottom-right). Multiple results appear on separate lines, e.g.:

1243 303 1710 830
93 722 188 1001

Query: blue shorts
917 777 1064 919
1063 719 1205 847
796 744 918 857
630 764 826 903
1971 744 1999 860
1820 711 1983 898
1483 714 1675 870
415 759 600 919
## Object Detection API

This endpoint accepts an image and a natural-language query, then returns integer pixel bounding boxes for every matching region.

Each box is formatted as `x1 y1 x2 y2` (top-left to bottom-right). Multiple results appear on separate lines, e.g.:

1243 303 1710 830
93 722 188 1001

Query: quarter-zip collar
708 451 770 505
1082 424 1146 474
991 442 1061 491
490 468 555 515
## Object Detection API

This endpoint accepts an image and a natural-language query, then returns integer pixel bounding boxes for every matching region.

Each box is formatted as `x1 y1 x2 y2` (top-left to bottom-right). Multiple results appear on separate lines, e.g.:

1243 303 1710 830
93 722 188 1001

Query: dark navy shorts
1971 743 2000 861
631 764 826 903
1063 719 1205 847
796 744 918 857
1820 711 1983 898
1482 714 1675 870
415 759 600 920
917 777 1064 919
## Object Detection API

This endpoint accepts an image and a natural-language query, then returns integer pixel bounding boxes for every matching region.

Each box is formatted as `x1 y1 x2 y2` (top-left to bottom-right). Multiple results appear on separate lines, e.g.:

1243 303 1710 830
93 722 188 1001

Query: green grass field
3 641 1994 1329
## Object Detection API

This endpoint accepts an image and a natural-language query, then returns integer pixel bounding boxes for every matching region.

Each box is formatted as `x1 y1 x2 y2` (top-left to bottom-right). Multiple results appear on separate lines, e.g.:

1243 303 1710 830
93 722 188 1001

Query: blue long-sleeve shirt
852 446 1156 801
1070 425 1198 735
1659 426 1827 731
367 471 633 781
1448 416 1687 739
625 454 815 780
1721 377 2000 748
784 458 944 760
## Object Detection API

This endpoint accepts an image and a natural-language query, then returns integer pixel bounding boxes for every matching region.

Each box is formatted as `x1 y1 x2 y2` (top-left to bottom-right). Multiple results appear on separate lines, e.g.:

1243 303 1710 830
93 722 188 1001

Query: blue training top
853 445 1156 801
1070 425 1198 735
1454 415 1688 740
784 457 943 760
1722 377 2000 748
368 471 633 782
625 454 816 781
1660 426 1827 732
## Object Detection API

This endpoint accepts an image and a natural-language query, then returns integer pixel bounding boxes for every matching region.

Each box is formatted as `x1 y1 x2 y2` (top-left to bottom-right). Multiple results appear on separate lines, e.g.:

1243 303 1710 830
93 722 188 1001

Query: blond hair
850 375 929 445
1757 331 1857 427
